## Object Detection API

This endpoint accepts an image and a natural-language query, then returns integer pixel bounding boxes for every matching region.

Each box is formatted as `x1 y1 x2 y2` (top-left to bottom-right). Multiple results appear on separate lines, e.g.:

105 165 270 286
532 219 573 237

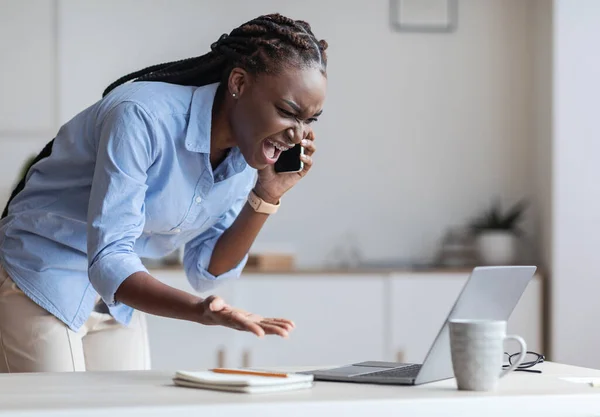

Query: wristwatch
247 190 280 214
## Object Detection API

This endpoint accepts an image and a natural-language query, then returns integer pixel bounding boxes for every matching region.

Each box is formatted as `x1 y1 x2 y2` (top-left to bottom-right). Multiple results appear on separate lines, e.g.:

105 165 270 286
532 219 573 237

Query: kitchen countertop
0 362 595 417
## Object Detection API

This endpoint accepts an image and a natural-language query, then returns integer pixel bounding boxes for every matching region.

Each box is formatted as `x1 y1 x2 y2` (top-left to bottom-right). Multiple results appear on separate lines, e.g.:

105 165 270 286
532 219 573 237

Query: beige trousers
0 264 151 373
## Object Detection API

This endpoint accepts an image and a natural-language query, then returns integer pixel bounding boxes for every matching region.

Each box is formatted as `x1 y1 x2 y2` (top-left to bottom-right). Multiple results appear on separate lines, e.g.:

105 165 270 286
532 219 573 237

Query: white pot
475 231 517 265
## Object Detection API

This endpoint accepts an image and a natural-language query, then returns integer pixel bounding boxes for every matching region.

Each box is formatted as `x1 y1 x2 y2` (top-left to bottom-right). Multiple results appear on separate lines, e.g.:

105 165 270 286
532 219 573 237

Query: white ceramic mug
448 319 526 391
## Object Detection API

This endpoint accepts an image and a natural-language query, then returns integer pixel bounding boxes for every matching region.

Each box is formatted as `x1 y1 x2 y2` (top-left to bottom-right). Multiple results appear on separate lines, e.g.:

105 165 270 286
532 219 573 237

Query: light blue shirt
0 81 256 331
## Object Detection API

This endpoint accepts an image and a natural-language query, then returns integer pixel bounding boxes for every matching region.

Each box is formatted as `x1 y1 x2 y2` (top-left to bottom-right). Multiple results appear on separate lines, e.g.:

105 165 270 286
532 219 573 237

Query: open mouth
262 139 291 163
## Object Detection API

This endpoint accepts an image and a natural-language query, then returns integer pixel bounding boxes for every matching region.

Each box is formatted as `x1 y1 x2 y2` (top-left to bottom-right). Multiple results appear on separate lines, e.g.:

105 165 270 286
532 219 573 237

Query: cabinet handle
242 349 251 368
396 350 405 363
217 347 226 368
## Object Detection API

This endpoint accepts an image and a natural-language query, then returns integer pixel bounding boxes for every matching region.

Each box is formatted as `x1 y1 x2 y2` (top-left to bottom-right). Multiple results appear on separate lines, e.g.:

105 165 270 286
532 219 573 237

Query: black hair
103 13 328 96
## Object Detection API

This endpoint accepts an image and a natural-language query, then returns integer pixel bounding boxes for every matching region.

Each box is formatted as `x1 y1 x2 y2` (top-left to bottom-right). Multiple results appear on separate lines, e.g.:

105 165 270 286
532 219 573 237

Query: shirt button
174 228 181 233
195 196 202 204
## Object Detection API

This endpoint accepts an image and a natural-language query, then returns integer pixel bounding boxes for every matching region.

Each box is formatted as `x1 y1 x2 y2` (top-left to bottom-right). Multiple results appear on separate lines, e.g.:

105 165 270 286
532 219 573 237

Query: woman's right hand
196 295 295 338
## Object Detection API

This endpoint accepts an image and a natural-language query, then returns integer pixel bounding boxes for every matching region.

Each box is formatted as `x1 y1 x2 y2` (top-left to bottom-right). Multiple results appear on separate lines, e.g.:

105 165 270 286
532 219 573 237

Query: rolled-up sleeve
87 102 155 306
183 187 251 293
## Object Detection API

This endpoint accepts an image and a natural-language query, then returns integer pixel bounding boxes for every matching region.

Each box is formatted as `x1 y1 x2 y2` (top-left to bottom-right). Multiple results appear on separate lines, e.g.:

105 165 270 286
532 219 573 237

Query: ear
228 67 250 98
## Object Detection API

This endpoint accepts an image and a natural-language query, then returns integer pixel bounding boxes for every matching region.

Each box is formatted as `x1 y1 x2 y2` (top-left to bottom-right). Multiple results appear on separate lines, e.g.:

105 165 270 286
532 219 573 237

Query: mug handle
499 335 527 378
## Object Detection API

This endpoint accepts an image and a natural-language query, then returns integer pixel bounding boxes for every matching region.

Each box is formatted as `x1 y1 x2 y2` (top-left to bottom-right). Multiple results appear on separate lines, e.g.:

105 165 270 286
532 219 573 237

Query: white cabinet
232 275 386 368
388 274 464 363
506 277 543 353
388 273 543 364
146 270 237 370
0 0 56 133
144 270 544 371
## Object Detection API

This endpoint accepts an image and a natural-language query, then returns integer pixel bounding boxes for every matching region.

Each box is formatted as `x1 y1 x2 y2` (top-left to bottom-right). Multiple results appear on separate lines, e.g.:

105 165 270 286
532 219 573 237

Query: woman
0 13 327 373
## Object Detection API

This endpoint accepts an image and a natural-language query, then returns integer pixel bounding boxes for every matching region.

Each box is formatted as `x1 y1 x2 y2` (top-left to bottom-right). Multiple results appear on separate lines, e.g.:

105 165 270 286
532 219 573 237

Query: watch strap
247 190 280 214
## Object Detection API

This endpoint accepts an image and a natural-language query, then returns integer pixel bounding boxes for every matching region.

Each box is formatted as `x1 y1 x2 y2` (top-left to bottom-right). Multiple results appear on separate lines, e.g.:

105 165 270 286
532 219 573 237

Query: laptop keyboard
357 364 422 379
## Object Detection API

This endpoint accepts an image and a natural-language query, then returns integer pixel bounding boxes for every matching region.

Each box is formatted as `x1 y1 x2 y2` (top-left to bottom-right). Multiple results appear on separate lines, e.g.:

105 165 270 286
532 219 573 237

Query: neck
210 89 236 168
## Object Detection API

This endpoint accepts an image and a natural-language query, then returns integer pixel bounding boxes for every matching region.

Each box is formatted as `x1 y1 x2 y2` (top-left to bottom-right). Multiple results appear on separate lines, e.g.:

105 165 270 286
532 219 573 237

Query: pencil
210 368 289 378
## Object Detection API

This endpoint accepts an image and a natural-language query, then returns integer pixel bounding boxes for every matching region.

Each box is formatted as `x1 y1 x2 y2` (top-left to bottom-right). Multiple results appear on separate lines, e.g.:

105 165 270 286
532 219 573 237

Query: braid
102 57 200 97
103 13 328 97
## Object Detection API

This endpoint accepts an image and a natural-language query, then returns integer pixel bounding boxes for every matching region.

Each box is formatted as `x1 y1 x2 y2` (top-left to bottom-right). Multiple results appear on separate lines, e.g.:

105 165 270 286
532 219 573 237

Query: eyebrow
283 99 323 118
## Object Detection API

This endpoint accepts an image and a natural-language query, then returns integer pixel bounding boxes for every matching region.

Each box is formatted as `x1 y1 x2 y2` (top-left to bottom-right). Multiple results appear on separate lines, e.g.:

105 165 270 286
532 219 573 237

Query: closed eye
277 107 296 118
277 107 318 124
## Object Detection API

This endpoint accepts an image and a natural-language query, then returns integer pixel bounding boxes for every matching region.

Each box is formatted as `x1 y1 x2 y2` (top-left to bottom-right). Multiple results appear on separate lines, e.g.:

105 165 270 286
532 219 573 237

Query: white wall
1 0 537 268
551 0 600 368
0 0 58 215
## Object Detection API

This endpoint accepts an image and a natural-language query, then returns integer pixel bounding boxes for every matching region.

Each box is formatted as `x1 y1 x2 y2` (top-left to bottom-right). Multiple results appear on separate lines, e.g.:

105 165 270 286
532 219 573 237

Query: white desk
1 362 599 417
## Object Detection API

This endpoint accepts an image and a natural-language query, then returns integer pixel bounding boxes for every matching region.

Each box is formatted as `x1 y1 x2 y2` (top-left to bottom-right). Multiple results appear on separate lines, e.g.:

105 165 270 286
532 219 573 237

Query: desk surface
1 362 599 417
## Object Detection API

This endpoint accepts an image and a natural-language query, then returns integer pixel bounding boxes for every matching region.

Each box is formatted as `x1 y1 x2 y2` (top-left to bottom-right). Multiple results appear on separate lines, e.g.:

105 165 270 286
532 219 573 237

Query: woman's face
228 66 327 170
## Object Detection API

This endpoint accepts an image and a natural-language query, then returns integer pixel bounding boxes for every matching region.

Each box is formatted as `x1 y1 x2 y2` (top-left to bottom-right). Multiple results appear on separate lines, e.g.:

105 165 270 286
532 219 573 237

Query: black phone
274 144 304 173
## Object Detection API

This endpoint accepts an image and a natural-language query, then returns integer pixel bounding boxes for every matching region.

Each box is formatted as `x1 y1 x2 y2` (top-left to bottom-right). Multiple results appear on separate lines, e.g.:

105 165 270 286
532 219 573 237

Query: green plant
469 199 527 236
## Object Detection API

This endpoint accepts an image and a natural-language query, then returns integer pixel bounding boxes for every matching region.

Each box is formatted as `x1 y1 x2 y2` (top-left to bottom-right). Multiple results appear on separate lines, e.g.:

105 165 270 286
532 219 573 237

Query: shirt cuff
188 242 248 293
88 252 148 306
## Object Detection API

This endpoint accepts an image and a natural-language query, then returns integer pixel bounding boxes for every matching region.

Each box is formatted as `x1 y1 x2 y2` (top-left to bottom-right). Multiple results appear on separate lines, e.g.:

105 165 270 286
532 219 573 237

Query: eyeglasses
503 351 545 373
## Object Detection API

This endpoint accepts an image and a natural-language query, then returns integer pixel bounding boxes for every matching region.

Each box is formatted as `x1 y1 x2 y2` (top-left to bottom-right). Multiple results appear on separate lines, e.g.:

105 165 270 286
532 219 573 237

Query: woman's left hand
254 133 316 204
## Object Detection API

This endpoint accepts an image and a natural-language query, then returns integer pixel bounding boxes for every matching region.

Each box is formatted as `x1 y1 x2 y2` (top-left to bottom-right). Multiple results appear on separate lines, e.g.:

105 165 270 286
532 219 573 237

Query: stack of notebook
173 368 314 394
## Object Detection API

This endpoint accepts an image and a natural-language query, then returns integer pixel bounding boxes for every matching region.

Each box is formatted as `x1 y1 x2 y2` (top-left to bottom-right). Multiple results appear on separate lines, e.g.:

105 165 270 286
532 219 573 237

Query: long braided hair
103 13 328 97
2 13 327 219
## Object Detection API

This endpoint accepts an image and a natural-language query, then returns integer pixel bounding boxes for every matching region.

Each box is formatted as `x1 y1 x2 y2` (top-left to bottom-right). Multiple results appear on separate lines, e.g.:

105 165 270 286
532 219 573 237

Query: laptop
303 265 537 385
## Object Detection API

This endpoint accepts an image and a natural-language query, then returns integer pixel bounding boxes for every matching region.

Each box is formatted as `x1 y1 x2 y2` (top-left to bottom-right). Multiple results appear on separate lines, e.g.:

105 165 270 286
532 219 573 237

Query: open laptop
303 265 537 386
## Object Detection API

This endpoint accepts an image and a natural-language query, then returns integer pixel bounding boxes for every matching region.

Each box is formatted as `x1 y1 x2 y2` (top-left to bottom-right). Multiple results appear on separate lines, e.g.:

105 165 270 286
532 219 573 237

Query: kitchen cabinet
232 274 387 368
388 273 543 364
147 269 544 370
145 272 236 370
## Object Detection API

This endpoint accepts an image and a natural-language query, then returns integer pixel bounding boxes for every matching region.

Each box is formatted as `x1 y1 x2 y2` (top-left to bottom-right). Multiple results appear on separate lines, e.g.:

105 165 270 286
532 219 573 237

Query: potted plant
469 199 527 265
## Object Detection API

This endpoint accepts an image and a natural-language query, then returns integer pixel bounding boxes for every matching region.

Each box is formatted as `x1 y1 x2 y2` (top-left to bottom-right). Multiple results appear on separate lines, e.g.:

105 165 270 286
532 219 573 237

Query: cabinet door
507 277 543 353
389 273 544 364
232 274 386 368
389 274 465 363
145 270 237 371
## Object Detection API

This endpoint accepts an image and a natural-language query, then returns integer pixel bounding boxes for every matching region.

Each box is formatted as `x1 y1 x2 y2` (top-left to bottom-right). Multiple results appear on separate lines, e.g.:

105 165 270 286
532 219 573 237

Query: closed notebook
172 369 314 394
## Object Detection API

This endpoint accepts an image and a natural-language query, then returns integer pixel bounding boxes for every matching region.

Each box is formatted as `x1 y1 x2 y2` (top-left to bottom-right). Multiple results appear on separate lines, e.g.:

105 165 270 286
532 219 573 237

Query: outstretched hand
197 295 295 338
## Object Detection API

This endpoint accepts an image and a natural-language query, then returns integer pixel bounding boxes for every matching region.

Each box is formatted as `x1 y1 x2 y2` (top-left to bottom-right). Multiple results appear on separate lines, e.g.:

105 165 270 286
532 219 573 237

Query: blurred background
1 0 598 372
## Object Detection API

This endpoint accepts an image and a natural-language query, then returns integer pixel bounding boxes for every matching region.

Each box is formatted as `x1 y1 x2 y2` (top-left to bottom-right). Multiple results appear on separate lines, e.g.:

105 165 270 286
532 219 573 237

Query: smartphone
274 143 304 173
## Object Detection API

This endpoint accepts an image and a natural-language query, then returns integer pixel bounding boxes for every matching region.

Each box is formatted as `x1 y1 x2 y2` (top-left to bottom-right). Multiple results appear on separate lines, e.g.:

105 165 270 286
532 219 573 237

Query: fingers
299 138 315 177
301 138 316 156
227 311 265 338
300 153 312 167
228 314 295 338
256 318 296 338
264 318 295 330
258 322 290 338
207 302 296 339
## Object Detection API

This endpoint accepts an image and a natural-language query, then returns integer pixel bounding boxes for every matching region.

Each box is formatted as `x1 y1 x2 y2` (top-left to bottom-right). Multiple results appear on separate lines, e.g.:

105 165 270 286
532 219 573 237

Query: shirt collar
184 82 219 154
184 83 248 174
228 147 248 174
